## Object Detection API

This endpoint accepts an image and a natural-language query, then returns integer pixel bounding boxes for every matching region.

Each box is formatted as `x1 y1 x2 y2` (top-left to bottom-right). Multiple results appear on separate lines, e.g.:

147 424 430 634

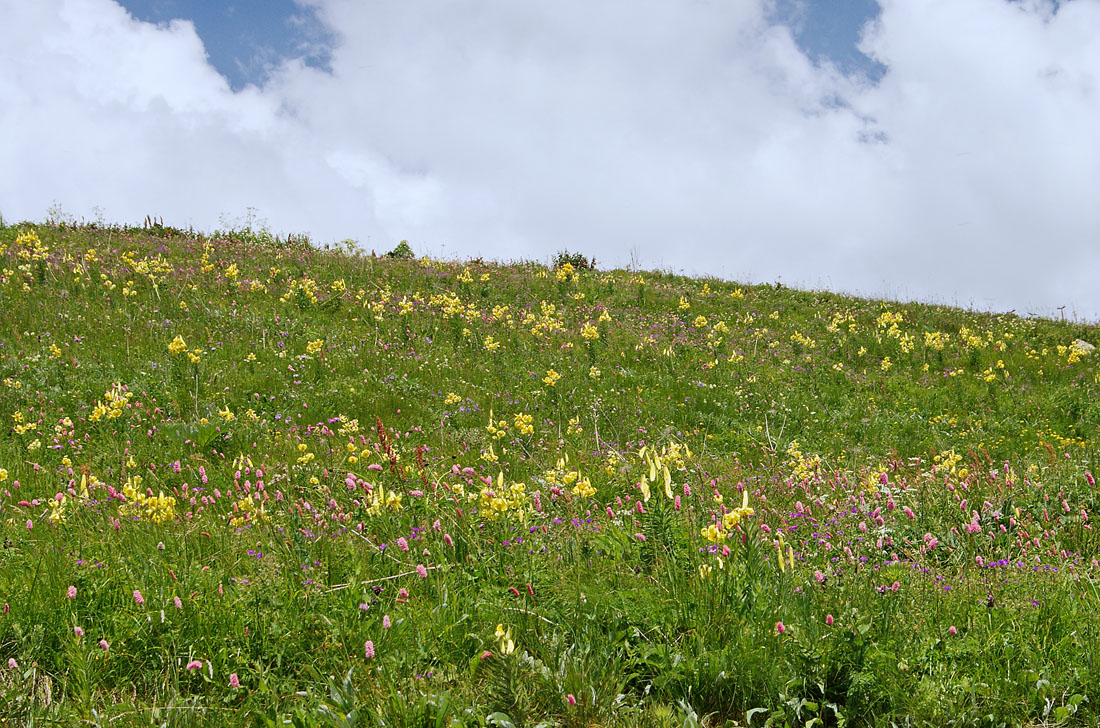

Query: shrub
386 240 416 260
553 249 596 271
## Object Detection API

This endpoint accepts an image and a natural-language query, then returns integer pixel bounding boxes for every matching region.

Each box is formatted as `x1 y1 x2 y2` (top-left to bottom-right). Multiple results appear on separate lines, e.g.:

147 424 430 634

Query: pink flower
383 615 391 629
443 534 454 547
416 564 428 578
229 673 241 688
775 621 786 635
567 694 576 706
364 640 375 659
174 596 183 610
396 537 409 552
398 588 409 599
186 660 203 671
948 625 958 636
74 626 84 637
99 639 110 651
7 658 17 669
480 650 492 659
26 519 32 530
634 533 646 542
67 585 77 599
133 590 145 606
825 614 834 626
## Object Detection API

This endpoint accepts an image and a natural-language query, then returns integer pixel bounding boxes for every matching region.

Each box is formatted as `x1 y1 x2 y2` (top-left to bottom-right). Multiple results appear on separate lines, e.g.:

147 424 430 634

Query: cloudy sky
2 0 1098 320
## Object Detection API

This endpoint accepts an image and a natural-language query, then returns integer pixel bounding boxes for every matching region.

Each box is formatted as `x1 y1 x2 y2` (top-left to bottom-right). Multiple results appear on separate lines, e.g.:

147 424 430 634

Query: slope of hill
0 221 1097 725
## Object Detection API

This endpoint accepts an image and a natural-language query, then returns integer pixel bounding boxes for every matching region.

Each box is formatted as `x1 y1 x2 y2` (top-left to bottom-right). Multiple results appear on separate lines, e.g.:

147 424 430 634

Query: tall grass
0 220 1097 726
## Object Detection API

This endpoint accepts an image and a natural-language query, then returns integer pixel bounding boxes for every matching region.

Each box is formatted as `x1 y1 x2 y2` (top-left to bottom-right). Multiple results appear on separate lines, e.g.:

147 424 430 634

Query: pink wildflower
7 658 16 669
416 564 428 578
74 626 84 637
174 596 183 610
133 590 145 606
186 660 203 671
948 626 958 636
364 640 375 659
99 639 110 651
229 673 241 688
826 614 834 626
67 585 77 599
775 621 786 635
383 615 391 629
567 694 576 706
396 537 409 552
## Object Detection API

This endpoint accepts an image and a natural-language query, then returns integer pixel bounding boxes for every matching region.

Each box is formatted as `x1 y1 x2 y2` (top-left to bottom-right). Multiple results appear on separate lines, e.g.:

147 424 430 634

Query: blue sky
119 0 884 90
118 0 335 89
4 0 1099 319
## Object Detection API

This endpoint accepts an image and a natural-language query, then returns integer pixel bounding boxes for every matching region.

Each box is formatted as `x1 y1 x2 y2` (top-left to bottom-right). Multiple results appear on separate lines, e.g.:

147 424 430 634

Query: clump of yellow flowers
89 383 133 422
120 476 177 524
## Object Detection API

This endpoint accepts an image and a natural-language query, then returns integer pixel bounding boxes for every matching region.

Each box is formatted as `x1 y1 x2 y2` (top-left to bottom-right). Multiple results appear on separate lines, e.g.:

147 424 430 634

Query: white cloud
2 0 1099 319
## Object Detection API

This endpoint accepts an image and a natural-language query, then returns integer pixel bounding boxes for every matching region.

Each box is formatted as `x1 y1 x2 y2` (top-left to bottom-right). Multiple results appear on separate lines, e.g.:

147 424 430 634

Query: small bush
386 240 416 260
554 249 596 271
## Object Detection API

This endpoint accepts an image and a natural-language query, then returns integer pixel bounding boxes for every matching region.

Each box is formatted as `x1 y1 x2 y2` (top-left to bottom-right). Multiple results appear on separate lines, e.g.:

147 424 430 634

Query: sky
2 0 1098 321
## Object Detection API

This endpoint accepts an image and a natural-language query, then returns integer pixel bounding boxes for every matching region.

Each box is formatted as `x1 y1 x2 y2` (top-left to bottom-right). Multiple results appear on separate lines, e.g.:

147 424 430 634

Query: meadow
0 219 1098 727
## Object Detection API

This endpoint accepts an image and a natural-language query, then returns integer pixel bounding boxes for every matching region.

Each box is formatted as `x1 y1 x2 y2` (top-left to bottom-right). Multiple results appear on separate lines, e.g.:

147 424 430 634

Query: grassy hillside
0 220 1098 726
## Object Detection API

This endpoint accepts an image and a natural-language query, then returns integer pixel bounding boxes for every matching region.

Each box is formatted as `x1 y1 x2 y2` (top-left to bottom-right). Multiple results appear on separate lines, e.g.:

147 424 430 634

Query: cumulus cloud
1 0 1098 319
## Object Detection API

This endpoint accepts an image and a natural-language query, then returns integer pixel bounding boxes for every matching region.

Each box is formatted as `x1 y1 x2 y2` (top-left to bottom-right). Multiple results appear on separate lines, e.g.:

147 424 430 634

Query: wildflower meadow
0 219 1098 726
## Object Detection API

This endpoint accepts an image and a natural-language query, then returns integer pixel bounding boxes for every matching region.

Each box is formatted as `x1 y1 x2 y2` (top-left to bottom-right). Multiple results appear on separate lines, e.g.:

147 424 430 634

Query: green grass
0 219 1097 726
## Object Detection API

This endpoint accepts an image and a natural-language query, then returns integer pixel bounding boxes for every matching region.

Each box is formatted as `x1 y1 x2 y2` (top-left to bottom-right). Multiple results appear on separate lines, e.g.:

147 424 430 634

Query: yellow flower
306 339 324 355
701 524 724 543
168 335 187 355
580 322 600 341
542 369 561 387
495 624 516 655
